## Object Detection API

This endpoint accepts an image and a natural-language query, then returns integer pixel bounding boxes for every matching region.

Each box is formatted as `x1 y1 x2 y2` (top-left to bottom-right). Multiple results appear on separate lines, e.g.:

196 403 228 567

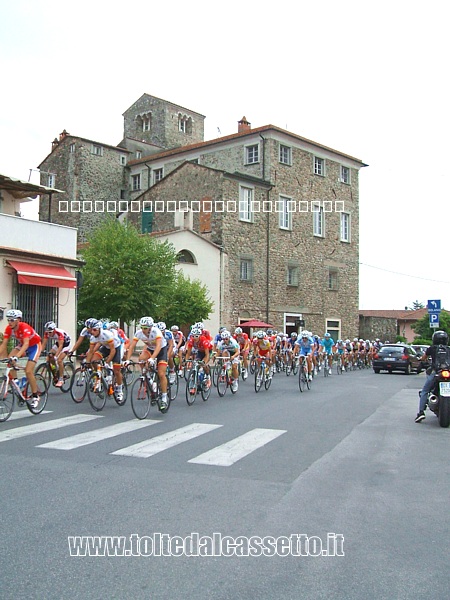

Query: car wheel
405 363 411 375
374 369 380 374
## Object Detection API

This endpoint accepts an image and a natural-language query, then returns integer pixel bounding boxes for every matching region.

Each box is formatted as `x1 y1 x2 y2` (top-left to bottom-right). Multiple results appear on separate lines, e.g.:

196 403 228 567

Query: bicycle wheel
264 370 272 390
306 369 311 390
324 361 329 377
168 370 179 401
285 357 292 376
35 363 51 388
298 366 306 392
87 371 107 412
217 369 228 397
123 361 137 386
201 375 211 401
336 361 342 375
186 369 198 405
70 367 87 403
249 357 256 375
0 379 14 422
184 360 193 381
254 366 264 393
60 361 74 393
292 358 299 376
24 373 48 414
130 377 151 419
241 364 248 381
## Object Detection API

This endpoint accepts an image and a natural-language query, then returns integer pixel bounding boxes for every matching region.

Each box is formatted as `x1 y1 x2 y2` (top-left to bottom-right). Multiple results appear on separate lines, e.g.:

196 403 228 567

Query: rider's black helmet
432 330 448 345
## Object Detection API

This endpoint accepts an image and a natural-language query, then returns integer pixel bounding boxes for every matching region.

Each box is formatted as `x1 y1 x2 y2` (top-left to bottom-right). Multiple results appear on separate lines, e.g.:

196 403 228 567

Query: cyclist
125 317 169 410
68 318 98 357
157 322 176 383
107 321 129 361
41 321 71 387
335 339 347 371
217 330 241 392
0 309 42 408
320 332 335 375
86 320 125 403
286 332 298 366
293 331 314 381
253 330 273 377
233 327 250 377
185 326 212 382
170 325 185 375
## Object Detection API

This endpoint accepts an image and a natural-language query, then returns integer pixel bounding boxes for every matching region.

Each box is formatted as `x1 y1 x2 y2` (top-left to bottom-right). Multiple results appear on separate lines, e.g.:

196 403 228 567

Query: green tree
78 218 177 324
407 300 425 310
411 310 450 343
162 271 214 327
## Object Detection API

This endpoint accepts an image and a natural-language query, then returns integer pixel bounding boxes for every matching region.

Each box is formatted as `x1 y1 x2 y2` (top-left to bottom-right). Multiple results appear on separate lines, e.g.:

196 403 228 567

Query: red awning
8 260 77 289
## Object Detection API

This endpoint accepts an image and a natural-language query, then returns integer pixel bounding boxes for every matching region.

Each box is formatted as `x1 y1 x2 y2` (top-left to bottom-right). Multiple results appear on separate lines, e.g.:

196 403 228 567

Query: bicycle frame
0 359 48 421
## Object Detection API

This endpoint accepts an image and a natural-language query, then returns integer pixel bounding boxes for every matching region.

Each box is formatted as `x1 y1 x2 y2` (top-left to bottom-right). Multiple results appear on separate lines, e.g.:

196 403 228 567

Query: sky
1 0 449 311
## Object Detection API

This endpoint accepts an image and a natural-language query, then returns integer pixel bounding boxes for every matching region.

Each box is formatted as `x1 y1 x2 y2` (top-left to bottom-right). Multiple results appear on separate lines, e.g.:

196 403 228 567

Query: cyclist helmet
325 332 331 338
6 309 22 320
432 330 449 345
337 339 343 344
235 327 243 335
267 329 273 335
221 330 231 339
218 326 226 333
191 327 202 336
157 322 166 331
195 322 204 330
170 325 179 332
256 330 265 339
44 321 56 331
85 318 98 328
301 331 309 338
139 316 154 328
91 320 103 330
345 339 350 344
290 332 298 339
107 321 119 329
102 321 109 330
353 338 358 342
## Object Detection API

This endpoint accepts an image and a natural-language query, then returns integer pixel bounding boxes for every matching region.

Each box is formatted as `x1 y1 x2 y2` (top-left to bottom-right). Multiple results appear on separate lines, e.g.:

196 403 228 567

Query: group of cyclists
0 307 383 414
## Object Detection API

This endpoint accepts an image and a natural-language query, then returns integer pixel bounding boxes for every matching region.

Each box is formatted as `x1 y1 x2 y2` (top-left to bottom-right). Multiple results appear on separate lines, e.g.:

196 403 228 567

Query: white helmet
235 327 243 334
107 321 119 330
140 316 154 328
191 327 202 336
171 325 179 332
6 309 22 320
157 322 166 331
44 321 56 331
256 330 265 339
221 330 231 339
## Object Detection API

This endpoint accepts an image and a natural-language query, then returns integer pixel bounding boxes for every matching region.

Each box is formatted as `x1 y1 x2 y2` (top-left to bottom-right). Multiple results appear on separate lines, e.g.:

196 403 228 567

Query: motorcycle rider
415 330 450 423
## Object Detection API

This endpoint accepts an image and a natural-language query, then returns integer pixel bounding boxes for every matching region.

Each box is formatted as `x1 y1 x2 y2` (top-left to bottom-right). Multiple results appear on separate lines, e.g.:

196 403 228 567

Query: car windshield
379 346 405 356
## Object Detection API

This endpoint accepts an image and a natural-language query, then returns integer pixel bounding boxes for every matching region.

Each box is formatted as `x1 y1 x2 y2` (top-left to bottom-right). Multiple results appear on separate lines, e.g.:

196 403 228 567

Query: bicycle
254 356 272 393
69 356 90 404
167 365 179 400
186 360 211 405
298 355 311 392
0 358 48 421
130 360 171 419
216 356 239 397
35 352 74 393
249 351 257 375
335 353 343 375
323 354 333 377
237 355 249 381
86 360 128 412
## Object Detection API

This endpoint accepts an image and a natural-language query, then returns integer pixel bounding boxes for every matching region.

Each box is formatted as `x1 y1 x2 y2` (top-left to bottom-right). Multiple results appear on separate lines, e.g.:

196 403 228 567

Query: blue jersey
321 338 335 353
295 337 314 353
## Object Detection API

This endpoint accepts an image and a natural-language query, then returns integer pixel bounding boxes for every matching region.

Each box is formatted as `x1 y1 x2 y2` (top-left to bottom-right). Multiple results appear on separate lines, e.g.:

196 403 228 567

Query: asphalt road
1 366 448 600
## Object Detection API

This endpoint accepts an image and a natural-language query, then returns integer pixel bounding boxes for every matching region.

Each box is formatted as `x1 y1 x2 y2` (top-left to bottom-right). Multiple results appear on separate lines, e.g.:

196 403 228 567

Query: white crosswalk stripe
7 410 52 422
188 428 287 466
111 423 222 458
0 414 101 443
36 419 161 450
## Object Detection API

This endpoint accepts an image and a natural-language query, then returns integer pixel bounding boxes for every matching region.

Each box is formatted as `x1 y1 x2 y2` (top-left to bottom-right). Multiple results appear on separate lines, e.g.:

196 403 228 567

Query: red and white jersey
3 322 41 346
133 327 167 350
43 327 71 346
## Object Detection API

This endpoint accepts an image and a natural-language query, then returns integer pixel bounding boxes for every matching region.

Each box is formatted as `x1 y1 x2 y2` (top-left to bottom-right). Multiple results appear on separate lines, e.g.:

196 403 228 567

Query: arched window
177 249 196 264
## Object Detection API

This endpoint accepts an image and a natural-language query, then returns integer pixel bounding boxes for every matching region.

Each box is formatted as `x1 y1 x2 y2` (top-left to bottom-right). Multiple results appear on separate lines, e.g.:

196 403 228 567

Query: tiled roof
359 308 433 321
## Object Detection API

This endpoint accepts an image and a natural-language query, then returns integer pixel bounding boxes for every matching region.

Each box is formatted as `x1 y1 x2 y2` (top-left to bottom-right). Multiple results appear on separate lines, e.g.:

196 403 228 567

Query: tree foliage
78 219 212 325
411 310 450 343
407 300 425 310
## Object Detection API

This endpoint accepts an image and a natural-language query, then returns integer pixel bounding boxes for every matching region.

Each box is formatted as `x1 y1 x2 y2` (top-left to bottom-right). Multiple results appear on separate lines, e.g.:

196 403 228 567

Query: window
313 203 324 236
120 190 126 200
314 156 324 176
177 250 196 264
132 174 141 191
69 143 75 153
14 283 58 336
239 186 253 222
179 117 186 133
326 319 341 340
136 150 142 159
240 258 253 282
142 116 151 132
340 165 350 184
245 144 259 164
47 174 55 188
287 265 299 286
92 144 103 156
120 155 127 165
328 269 338 291
279 145 292 165
278 195 292 230
178 115 192 133
153 168 163 184
340 212 351 242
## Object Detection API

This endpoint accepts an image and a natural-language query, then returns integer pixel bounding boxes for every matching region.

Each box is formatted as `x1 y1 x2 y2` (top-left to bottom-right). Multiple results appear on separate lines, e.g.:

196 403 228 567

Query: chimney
238 116 251 133
59 129 69 141
52 138 59 151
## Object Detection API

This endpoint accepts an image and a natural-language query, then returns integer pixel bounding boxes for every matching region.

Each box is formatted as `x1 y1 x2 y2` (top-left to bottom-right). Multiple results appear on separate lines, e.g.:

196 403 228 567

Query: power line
359 262 450 284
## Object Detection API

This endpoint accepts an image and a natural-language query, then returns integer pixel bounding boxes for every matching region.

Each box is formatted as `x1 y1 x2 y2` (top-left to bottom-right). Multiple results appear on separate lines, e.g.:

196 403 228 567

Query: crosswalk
1 411 287 467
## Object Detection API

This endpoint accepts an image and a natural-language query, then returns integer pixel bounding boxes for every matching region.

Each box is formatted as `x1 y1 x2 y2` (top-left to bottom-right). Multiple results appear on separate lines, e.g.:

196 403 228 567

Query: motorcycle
427 364 450 427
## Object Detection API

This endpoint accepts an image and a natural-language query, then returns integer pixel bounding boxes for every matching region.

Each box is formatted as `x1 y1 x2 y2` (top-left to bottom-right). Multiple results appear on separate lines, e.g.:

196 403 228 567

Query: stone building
37 94 367 336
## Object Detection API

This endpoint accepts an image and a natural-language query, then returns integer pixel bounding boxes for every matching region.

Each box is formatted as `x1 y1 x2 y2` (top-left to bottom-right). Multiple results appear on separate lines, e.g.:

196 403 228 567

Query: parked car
373 343 422 374
411 344 430 358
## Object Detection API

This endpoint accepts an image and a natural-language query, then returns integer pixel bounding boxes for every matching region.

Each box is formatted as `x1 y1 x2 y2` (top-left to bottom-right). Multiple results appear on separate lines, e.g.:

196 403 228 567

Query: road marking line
0 415 101 443
37 419 161 450
7 410 52 421
111 423 222 458
188 428 286 466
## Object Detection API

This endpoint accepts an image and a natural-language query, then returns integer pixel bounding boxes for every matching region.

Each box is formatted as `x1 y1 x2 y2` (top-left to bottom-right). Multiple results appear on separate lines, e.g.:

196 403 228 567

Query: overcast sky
1 0 448 311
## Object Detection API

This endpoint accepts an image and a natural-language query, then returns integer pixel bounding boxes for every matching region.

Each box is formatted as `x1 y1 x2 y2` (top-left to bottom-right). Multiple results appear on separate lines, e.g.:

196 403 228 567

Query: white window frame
240 258 253 282
340 165 350 184
239 186 254 222
47 174 55 188
153 168 163 184
142 116 151 132
279 144 292 165
120 155 127 166
132 173 141 191
278 195 292 230
314 156 325 176
69 143 75 153
312 202 324 237
136 150 142 159
92 144 103 157
245 144 259 165
340 212 351 242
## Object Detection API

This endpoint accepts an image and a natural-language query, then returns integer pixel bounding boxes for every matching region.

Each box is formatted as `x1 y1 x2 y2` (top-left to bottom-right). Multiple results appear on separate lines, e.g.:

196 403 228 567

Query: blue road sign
427 299 441 313
429 313 440 327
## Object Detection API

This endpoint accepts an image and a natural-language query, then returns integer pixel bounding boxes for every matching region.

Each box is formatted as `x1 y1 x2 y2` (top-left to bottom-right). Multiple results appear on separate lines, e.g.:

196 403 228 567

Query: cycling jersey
90 329 122 349
43 327 71 347
295 337 314 355
217 338 240 354
3 322 41 347
321 338 335 354
255 339 271 353
234 332 249 348
133 327 167 350
187 335 212 352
